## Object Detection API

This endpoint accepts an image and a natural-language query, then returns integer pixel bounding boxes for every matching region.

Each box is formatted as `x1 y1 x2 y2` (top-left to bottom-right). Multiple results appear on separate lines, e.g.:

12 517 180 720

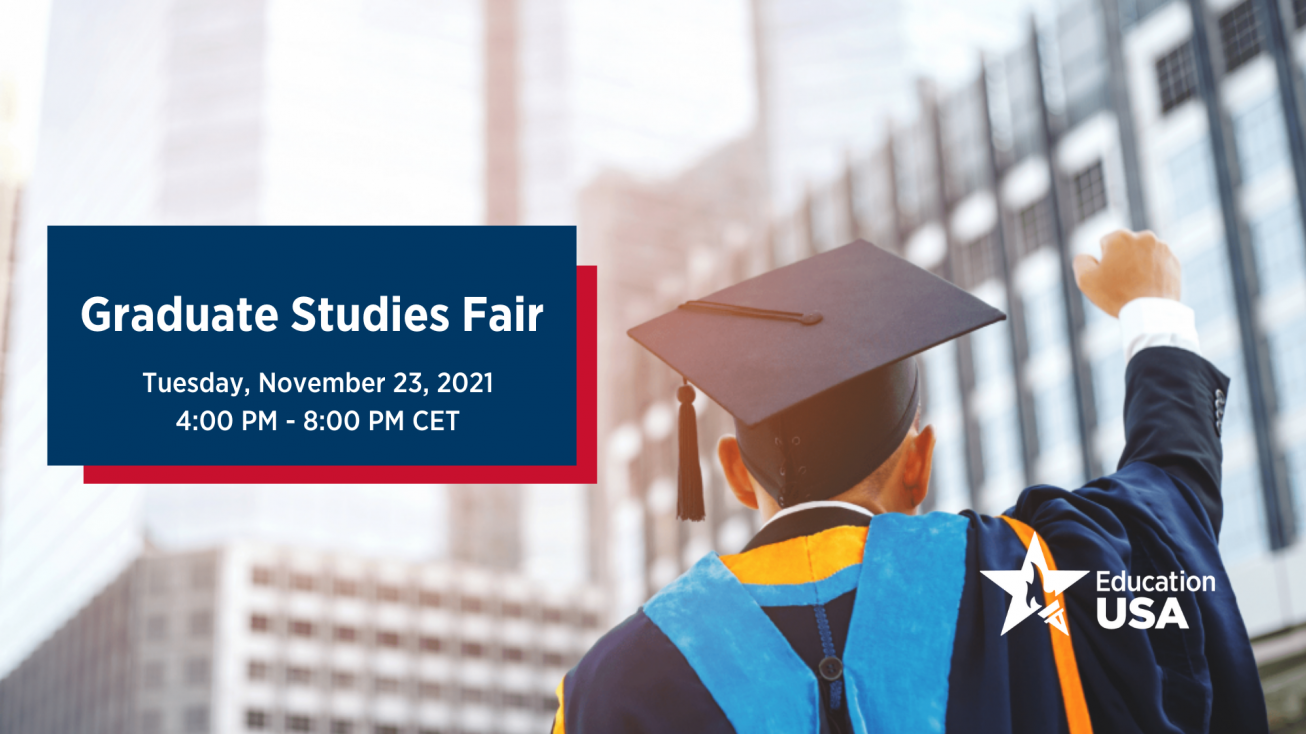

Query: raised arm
1073 230 1230 535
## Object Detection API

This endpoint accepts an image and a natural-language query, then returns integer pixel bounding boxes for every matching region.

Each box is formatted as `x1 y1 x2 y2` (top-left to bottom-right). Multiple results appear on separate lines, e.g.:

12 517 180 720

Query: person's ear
717 435 759 510
901 424 935 508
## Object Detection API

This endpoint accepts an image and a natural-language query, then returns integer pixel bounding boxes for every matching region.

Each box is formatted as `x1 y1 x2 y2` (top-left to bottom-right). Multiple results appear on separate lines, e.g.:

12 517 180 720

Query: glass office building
596 0 1306 723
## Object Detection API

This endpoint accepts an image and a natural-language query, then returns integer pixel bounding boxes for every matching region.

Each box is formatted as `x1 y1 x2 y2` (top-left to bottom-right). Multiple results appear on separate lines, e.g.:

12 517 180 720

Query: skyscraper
0 0 577 677
603 0 1306 721
750 0 914 213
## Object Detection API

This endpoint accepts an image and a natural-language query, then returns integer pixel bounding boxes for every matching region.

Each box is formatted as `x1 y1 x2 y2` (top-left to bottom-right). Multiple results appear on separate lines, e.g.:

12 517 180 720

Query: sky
0 0 1057 185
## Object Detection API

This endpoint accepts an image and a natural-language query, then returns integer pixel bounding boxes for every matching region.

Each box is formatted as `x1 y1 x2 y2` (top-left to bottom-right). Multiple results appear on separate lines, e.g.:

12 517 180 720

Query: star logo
981 532 1088 636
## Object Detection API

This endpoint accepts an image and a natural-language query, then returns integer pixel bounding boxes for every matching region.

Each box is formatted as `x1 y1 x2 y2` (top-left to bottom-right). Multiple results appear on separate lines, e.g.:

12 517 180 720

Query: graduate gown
552 347 1269 733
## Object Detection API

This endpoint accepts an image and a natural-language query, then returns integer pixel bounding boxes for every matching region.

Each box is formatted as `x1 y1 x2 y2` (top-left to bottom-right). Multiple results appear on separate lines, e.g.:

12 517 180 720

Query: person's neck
760 499 876 528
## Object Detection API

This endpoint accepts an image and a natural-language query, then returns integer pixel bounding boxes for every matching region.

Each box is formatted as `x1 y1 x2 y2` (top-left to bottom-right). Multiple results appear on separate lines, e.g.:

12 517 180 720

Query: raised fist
1072 230 1182 318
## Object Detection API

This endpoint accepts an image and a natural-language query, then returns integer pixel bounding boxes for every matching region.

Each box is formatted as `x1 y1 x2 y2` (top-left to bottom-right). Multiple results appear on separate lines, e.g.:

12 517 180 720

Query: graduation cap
628 239 1005 520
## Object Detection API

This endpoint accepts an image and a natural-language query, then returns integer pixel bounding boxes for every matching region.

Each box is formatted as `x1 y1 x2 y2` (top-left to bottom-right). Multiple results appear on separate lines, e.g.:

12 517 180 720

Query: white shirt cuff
1118 297 1201 363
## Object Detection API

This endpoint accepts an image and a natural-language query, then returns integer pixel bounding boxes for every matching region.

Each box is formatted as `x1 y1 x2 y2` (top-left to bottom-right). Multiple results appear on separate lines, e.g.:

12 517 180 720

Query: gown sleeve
1001 345 1267 733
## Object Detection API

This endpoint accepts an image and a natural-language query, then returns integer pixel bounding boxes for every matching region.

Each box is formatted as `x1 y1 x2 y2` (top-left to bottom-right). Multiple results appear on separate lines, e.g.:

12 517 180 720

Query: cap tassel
676 380 705 521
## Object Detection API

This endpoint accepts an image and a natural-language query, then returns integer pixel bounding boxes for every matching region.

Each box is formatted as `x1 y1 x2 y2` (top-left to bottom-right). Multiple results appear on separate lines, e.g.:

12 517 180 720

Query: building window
957 232 1000 289
376 630 400 648
504 691 531 708
149 568 171 595
248 660 269 681
581 611 600 628
1250 204 1306 296
462 688 486 704
334 625 357 642
1287 443 1306 535
290 619 313 637
1155 41 1197 114
374 726 400 734
1072 161 1108 224
502 601 523 617
191 561 215 590
289 573 315 592
543 606 564 624
331 670 356 689
1182 242 1235 329
418 590 442 607
461 641 484 658
1167 139 1216 223
374 676 401 694
972 322 1014 388
246 710 269 730
419 681 442 699
143 660 165 689
931 425 971 513
502 646 524 662
333 578 358 597
287 715 313 732
1218 463 1268 564
376 585 401 603
1034 378 1079 456
543 651 566 667
251 566 273 586
330 721 353 734
1270 316 1306 412
146 614 168 641
1016 198 1053 259
143 710 163 734
189 610 213 637
185 657 211 686
250 614 270 633
287 666 313 685
1091 349 1126 429
420 636 442 653
461 596 484 614
1220 1 1262 73
980 405 1023 485
1235 94 1289 184
1023 281 1067 357
184 706 209 734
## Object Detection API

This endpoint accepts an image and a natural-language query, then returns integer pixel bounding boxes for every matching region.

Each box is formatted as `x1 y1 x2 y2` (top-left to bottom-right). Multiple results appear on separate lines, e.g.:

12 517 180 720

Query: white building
0 541 603 734
0 0 579 678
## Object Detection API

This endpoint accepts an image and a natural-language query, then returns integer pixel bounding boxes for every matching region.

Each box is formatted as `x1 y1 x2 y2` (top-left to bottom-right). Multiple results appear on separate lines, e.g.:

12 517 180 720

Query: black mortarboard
628 239 1005 520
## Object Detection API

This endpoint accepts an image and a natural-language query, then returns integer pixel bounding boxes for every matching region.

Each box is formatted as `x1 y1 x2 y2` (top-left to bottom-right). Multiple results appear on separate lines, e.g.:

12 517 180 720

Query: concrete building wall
0 542 602 734
0 0 576 678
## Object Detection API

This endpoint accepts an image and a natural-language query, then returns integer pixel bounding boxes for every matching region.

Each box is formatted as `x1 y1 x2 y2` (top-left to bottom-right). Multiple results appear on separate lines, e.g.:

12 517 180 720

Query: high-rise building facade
750 0 915 213
0 542 603 734
599 0 1306 725
0 0 578 678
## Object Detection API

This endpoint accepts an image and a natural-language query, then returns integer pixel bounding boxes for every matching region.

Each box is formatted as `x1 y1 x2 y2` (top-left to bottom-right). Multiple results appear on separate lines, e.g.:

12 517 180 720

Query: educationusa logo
981 532 1088 636
982 531 1209 634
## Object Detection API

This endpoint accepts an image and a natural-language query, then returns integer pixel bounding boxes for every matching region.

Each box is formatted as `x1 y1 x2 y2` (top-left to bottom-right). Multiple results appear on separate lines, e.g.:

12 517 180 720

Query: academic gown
552 347 1269 733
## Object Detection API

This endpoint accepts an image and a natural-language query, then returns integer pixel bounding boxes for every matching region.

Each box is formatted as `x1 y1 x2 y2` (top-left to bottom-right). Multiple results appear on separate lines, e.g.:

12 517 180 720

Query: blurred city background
0 0 1305 731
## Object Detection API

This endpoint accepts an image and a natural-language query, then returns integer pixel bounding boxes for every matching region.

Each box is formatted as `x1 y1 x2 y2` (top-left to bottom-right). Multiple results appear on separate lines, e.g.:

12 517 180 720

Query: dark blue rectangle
48 226 577 467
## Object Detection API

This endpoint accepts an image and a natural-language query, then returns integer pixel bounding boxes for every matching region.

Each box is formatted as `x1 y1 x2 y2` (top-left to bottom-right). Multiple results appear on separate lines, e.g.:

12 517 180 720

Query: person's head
718 407 935 522
626 240 1002 523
